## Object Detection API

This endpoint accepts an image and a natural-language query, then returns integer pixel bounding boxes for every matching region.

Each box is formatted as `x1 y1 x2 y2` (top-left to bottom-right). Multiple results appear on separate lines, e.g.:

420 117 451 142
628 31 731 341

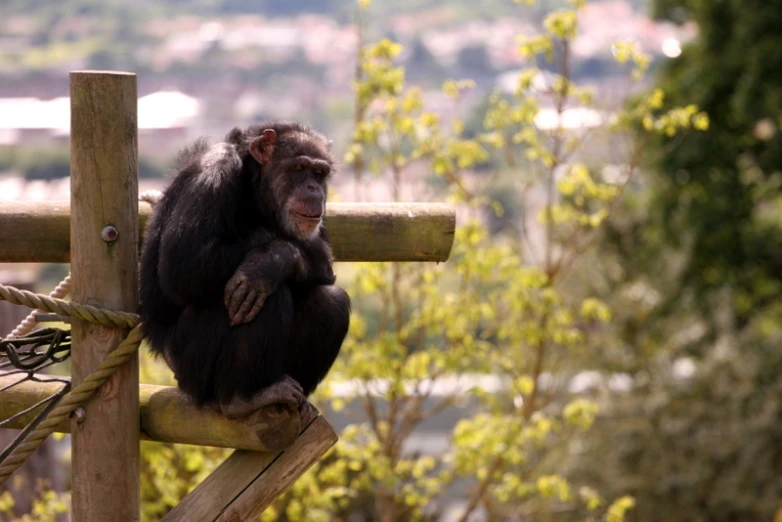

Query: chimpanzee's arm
224 236 335 326
249 238 334 283
241 224 335 285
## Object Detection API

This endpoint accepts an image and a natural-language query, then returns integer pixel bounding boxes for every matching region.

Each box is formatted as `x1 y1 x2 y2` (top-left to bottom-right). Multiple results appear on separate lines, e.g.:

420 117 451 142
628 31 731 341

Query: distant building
0 91 202 152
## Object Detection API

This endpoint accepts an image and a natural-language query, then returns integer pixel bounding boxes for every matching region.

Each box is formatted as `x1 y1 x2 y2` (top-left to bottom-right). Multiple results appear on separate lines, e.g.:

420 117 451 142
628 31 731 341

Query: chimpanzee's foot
219 375 305 419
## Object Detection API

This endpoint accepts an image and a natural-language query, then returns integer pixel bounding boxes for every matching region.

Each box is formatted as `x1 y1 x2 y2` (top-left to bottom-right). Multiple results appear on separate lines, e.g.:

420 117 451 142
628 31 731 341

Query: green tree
259 1 704 521
646 0 782 330
560 1 782 520
0 1 706 520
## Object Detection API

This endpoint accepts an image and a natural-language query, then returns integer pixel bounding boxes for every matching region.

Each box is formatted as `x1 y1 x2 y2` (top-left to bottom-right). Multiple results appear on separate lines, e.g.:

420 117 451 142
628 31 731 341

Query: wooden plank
0 376 301 452
69 70 140 522
161 416 337 522
0 201 456 263
160 451 278 522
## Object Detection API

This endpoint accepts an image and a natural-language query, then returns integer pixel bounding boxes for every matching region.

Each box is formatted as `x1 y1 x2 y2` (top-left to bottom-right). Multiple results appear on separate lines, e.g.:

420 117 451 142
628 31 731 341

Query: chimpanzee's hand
224 267 275 327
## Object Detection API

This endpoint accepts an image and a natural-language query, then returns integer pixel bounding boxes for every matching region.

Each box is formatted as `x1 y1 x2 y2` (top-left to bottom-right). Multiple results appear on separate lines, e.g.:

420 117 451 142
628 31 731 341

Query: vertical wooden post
69 71 140 521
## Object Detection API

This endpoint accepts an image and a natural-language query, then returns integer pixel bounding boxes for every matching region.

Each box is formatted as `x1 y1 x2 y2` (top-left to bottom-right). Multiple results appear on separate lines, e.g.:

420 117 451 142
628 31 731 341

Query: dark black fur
139 121 350 407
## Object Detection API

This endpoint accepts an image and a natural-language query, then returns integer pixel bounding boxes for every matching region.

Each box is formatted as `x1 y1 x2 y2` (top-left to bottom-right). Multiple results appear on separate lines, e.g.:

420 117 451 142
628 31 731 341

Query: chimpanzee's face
249 127 334 240
278 155 331 239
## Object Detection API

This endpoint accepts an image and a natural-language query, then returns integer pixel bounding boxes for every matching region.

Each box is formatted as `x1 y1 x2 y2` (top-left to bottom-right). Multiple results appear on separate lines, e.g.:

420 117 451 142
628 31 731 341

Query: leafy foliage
645 0 782 329
0 479 69 522
258 0 705 520
0 0 720 520
557 1 782 520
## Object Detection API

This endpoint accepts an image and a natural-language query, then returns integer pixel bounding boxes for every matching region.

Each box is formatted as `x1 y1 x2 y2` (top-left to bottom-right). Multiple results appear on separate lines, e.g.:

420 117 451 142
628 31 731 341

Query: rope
0 284 138 330
139 189 162 205
6 191 159 339
0 325 144 484
8 190 159 339
6 189 163 339
7 275 71 339
0 284 143 485
0 191 162 485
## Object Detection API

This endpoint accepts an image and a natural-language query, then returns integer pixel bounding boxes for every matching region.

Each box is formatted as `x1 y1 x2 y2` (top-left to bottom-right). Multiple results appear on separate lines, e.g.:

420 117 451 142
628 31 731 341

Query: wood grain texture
140 384 302 452
160 451 278 522
0 201 456 263
69 70 140 522
0 376 301 452
161 416 337 522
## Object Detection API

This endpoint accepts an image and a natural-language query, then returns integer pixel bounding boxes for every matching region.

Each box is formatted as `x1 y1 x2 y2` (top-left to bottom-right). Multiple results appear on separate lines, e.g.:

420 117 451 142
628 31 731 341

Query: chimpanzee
139 121 350 421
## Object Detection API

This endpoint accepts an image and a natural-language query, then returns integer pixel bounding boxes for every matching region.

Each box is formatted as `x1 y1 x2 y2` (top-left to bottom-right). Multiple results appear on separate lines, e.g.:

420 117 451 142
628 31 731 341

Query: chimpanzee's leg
210 285 307 418
284 285 351 396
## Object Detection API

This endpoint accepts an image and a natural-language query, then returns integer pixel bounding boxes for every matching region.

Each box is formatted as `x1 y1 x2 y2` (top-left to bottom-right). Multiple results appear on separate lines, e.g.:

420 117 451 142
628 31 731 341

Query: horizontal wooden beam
0 375 303 452
0 201 455 263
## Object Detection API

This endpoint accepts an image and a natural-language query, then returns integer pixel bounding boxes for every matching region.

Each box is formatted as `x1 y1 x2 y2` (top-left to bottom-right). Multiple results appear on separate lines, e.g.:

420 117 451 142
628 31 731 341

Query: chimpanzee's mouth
292 211 322 221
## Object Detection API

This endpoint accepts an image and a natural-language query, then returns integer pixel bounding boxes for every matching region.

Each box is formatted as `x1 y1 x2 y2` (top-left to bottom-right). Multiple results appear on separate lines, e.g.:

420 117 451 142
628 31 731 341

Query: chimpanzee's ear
249 129 277 165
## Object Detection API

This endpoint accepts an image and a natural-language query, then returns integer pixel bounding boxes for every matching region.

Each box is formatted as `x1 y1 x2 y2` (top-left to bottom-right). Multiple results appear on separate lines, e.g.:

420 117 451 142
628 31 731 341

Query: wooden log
325 202 455 262
0 376 301 452
69 71 140 522
161 416 337 522
0 201 456 263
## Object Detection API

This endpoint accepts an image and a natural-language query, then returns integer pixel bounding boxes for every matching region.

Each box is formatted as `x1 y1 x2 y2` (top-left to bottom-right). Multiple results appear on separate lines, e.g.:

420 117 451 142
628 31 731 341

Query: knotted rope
0 189 161 486
0 282 143 485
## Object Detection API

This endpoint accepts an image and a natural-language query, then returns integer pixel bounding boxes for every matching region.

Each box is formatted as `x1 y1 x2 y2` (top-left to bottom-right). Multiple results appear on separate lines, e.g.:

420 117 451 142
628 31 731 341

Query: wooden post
69 71 140 521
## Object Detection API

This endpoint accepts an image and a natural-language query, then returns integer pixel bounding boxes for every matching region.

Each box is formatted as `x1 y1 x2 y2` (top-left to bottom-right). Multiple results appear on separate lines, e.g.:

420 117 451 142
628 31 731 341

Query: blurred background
0 0 781 521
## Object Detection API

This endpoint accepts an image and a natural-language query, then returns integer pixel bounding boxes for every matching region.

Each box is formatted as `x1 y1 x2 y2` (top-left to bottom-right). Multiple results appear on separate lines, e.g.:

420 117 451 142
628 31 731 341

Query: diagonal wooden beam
161 415 337 522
